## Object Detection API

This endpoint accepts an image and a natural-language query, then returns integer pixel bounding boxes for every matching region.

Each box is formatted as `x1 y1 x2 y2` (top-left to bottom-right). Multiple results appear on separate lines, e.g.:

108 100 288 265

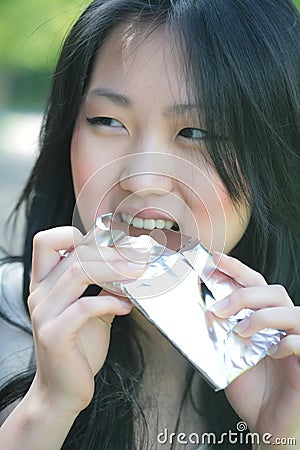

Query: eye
178 127 207 140
86 116 125 129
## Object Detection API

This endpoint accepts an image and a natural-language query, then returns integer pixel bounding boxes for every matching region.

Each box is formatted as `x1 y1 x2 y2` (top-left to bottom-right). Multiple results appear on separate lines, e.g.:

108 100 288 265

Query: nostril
119 169 173 195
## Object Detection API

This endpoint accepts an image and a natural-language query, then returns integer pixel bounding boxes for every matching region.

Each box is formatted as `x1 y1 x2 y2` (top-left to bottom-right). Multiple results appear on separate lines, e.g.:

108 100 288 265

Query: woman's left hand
210 253 300 449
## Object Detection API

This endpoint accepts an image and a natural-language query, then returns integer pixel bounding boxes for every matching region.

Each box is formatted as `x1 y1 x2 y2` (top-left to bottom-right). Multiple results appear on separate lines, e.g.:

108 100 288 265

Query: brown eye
179 127 207 140
86 117 124 128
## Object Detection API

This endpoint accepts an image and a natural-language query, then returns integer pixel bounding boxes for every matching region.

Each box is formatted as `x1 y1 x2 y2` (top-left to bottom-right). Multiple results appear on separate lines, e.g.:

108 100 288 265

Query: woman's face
71 27 250 253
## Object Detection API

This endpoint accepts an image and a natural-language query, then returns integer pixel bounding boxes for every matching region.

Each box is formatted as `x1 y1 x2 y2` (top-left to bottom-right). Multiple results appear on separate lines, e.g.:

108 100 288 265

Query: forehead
87 24 188 103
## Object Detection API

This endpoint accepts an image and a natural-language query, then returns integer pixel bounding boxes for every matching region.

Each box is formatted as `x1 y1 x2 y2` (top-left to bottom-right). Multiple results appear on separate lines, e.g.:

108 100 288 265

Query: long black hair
1 0 300 448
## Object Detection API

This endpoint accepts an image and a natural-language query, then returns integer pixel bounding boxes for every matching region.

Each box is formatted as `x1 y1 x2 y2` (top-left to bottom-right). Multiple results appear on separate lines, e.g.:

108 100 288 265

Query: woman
0 0 300 448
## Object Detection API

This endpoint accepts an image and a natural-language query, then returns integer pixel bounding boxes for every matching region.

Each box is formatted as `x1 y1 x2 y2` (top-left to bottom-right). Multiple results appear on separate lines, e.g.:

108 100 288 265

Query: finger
99 289 130 302
212 252 267 287
42 244 149 291
232 306 300 337
267 335 300 359
37 295 132 346
31 227 84 288
72 242 150 265
29 260 144 319
210 284 294 318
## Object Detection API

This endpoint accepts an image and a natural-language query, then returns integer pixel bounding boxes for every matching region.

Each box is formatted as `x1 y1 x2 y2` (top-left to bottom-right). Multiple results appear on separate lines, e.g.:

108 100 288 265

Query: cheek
181 172 250 252
70 127 106 229
188 190 227 251
211 189 250 253
71 122 127 194
71 126 90 196
224 200 251 252
179 172 227 247
70 126 127 230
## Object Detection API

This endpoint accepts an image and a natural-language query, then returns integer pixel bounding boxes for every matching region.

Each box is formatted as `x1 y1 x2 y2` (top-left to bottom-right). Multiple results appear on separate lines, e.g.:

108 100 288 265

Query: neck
131 308 207 448
131 307 191 377
131 309 199 412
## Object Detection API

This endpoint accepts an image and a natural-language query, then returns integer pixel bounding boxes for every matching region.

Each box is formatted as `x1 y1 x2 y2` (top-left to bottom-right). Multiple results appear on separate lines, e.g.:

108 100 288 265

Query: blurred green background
0 0 299 111
0 1 90 252
0 0 300 110
0 0 90 111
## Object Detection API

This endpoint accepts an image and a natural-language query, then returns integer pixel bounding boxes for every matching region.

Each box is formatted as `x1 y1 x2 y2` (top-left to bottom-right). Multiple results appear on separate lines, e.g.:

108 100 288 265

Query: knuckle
272 284 289 299
37 324 55 350
27 292 38 313
32 231 44 247
29 307 41 327
32 230 50 247
68 261 84 278
75 298 90 315
255 272 266 284
66 262 91 286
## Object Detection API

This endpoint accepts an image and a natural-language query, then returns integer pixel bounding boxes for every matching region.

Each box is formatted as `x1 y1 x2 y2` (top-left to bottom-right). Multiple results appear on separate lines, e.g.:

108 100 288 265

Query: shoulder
0 262 34 387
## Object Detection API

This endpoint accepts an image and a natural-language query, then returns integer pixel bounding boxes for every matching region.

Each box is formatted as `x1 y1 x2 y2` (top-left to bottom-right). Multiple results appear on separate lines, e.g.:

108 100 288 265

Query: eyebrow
87 87 199 116
165 103 199 117
88 88 133 108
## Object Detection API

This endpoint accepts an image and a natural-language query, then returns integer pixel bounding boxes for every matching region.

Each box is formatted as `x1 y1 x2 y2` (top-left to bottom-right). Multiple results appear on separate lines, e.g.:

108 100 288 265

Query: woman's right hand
27 226 146 416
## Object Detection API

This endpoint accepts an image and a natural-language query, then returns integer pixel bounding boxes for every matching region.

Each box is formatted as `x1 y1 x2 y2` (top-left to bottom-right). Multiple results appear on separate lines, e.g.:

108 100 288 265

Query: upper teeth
120 213 177 231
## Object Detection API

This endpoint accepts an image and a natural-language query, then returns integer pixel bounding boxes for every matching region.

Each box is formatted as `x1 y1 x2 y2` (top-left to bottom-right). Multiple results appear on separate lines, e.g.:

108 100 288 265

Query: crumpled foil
76 213 284 390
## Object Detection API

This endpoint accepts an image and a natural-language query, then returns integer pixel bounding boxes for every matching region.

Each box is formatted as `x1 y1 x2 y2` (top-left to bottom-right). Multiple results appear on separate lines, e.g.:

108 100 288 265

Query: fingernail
213 251 229 258
233 318 250 336
212 252 230 265
210 297 229 314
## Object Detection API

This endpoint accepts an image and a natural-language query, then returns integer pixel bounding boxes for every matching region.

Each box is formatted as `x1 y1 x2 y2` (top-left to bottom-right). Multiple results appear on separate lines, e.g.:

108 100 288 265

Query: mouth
108 211 189 251
119 212 180 232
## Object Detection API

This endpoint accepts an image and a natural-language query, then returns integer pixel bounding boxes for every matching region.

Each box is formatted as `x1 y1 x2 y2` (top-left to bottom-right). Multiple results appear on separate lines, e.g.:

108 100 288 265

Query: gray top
0 262 34 387
0 262 34 424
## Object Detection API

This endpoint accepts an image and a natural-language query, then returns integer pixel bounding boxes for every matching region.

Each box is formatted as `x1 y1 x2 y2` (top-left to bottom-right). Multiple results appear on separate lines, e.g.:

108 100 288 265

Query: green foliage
0 0 299 110
0 0 90 71
0 0 299 72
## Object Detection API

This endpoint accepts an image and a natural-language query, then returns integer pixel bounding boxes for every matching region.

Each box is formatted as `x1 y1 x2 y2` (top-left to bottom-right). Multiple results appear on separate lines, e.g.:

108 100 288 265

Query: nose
119 152 174 196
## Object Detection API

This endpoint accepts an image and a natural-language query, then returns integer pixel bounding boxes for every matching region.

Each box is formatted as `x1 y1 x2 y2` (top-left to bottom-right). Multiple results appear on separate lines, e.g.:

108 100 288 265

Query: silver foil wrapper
77 213 284 391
